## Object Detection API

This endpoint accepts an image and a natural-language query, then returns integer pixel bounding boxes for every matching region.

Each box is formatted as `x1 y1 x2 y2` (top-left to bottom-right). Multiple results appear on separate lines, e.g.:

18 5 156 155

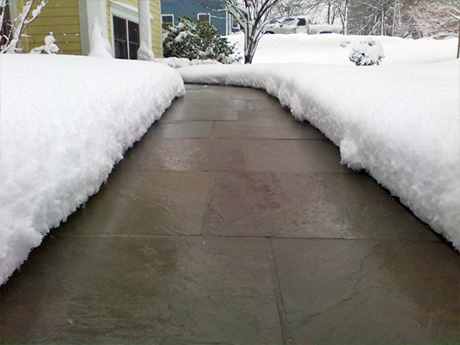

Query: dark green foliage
162 17 234 62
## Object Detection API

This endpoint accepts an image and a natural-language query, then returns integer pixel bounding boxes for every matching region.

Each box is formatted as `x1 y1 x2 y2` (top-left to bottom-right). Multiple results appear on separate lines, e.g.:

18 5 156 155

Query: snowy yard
180 34 460 250
0 33 458 285
0 54 185 284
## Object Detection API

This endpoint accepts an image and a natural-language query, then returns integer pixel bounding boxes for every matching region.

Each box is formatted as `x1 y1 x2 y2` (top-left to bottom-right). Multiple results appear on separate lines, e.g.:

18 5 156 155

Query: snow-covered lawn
227 32 458 65
0 54 185 284
180 34 460 250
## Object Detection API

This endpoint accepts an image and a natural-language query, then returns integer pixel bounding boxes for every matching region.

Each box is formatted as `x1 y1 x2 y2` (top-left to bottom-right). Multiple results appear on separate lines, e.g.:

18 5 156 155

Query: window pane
113 16 128 59
129 42 140 60
197 13 210 23
114 39 128 59
113 16 127 42
128 21 139 44
162 15 173 25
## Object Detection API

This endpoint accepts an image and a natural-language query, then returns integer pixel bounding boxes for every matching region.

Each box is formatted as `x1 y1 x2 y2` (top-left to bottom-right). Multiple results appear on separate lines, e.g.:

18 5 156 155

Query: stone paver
1 85 458 345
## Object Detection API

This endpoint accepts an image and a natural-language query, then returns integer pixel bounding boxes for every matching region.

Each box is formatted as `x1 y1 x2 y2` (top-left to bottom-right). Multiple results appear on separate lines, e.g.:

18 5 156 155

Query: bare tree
408 0 459 56
272 0 310 18
226 0 280 63
1 0 48 53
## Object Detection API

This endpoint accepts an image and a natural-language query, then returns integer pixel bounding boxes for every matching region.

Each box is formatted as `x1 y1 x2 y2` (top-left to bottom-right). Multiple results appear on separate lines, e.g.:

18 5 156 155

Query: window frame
161 14 174 26
197 12 211 24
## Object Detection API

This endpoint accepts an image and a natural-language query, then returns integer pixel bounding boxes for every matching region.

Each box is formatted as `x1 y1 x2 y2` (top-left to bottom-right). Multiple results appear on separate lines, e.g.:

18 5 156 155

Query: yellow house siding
18 0 81 55
151 0 162 57
106 0 112 45
16 0 161 58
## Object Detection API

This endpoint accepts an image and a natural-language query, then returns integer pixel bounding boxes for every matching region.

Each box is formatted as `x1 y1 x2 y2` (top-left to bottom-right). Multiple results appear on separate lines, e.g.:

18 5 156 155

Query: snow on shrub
349 39 385 66
162 17 236 63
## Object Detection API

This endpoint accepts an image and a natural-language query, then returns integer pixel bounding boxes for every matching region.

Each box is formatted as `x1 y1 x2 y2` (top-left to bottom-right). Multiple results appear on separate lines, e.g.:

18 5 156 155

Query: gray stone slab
118 138 246 171
0 236 283 344
161 98 240 122
59 170 212 236
245 97 287 111
205 172 439 240
213 121 326 140
237 108 298 122
144 121 213 139
270 239 460 345
245 139 351 173
229 87 267 100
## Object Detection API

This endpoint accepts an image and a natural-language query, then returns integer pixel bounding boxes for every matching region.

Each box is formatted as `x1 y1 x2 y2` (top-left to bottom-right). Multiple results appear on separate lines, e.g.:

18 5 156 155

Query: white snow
0 54 185 284
155 57 222 69
179 34 460 249
88 18 113 59
226 32 458 65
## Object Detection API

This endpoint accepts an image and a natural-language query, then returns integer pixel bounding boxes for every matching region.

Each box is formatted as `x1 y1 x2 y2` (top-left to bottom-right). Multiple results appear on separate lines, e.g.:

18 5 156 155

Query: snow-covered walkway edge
0 55 185 285
179 61 460 249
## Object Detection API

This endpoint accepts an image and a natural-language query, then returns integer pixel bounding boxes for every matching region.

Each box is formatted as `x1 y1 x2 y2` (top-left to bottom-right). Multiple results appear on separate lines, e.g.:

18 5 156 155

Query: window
113 15 139 60
197 13 210 24
231 16 239 29
162 14 174 26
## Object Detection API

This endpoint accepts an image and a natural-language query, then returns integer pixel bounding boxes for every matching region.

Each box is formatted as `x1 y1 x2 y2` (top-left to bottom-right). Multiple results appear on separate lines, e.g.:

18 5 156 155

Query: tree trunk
457 21 460 59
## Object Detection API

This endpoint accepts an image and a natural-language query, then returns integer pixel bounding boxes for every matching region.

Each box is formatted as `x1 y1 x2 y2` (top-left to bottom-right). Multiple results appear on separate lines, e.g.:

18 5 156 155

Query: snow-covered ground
0 54 185 284
180 34 460 249
226 32 458 65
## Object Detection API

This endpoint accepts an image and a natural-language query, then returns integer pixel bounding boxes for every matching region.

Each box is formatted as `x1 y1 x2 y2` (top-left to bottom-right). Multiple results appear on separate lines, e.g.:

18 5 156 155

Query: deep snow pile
0 54 185 284
179 58 460 249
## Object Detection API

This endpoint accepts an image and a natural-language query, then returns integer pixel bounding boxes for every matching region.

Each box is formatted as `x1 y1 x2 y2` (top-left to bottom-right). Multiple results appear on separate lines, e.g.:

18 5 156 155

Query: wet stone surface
1 85 458 345
1 236 283 344
270 239 460 345
205 172 438 240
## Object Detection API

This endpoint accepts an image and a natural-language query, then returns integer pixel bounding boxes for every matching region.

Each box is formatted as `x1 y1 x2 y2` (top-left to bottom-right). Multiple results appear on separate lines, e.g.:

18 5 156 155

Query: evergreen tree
162 17 234 62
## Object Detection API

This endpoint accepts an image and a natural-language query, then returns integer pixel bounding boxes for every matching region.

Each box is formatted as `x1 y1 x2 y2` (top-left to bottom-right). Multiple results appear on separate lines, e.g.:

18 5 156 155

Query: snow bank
179 60 460 249
155 57 222 69
0 54 185 284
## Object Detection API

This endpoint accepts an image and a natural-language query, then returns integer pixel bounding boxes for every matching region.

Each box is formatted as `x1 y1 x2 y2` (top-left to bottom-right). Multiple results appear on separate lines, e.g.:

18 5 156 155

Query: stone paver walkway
1 85 459 345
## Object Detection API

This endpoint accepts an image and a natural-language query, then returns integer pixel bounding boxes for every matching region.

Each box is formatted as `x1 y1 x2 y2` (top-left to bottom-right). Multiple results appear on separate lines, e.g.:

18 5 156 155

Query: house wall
17 0 82 55
15 0 162 57
161 0 228 35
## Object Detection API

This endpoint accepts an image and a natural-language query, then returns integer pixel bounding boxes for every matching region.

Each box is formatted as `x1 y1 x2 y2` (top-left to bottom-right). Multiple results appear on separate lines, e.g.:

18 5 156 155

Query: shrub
349 39 385 66
162 17 235 63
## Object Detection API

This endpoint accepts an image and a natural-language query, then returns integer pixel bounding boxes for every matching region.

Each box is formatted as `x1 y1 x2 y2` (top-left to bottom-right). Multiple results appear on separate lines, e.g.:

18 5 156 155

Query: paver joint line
266 239 293 345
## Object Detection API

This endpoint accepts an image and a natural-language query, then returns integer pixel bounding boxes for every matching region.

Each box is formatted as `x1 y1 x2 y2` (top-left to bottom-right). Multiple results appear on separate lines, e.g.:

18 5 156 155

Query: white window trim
110 0 139 24
161 14 174 25
197 12 211 24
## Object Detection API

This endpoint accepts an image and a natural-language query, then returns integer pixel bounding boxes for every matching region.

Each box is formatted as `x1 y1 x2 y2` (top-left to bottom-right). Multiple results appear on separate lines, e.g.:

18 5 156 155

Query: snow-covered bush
162 17 236 63
29 32 59 54
349 39 385 66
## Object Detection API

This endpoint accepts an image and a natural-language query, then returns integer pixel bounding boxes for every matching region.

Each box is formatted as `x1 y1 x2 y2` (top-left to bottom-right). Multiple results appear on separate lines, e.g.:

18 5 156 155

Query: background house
5 0 163 58
161 0 238 36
